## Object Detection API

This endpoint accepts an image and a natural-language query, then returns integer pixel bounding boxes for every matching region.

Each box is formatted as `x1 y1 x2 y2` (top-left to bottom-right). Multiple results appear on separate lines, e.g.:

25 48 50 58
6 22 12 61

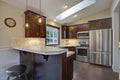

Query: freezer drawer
90 52 101 64
90 52 112 66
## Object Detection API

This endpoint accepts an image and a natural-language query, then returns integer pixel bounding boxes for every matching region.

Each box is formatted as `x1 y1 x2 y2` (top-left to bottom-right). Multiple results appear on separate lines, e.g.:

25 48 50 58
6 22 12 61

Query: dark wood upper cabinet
61 18 111 39
61 23 89 39
61 25 69 39
61 25 77 39
76 23 89 32
68 26 77 39
25 10 46 38
88 18 112 30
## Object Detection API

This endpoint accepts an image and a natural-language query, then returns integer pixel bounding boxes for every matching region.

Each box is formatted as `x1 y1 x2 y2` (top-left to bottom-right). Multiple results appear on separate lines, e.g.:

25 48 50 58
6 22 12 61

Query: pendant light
38 0 42 23
25 0 29 27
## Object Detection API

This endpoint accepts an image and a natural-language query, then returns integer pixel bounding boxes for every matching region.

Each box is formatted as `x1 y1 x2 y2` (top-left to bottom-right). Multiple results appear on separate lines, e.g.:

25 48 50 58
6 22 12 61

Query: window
46 25 59 45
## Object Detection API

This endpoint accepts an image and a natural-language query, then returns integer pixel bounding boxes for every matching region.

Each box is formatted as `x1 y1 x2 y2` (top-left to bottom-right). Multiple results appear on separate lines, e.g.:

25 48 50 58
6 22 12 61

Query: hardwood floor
73 60 119 80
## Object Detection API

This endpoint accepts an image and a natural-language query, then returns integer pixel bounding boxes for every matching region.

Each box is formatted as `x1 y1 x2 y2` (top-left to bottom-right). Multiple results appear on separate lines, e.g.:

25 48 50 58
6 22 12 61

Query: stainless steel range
76 44 89 62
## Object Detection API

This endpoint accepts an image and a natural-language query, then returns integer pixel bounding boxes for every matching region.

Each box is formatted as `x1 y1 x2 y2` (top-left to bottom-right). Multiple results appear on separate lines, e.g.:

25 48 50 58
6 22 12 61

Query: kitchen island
11 38 75 80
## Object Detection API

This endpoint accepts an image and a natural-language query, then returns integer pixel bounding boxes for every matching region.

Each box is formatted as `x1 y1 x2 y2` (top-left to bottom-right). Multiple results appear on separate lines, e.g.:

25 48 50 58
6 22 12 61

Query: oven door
76 47 89 62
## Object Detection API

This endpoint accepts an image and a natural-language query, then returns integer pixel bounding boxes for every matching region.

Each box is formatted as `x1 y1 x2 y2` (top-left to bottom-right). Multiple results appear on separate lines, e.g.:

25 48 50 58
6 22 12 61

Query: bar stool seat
6 64 27 80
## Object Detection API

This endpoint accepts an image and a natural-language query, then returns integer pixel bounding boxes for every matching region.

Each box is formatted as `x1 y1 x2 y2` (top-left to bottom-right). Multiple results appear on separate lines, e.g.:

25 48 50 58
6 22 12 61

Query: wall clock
4 18 16 28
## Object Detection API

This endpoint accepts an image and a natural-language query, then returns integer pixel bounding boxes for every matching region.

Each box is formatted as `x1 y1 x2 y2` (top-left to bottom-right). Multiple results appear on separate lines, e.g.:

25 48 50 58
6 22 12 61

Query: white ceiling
1 0 112 24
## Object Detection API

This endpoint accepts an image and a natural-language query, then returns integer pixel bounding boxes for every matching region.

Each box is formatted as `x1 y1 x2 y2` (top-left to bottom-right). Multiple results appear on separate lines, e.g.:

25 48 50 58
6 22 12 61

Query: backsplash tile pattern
11 38 45 47
60 39 89 46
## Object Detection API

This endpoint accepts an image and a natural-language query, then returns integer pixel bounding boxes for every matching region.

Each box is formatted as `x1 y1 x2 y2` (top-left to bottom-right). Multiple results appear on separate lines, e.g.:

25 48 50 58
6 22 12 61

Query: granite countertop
12 46 66 55
11 38 75 57
12 46 75 57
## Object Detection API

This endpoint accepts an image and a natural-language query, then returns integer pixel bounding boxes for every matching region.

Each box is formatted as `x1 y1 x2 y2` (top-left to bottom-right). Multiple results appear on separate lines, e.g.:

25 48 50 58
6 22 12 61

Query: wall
0 1 24 79
69 8 111 25
0 1 25 48
112 0 120 72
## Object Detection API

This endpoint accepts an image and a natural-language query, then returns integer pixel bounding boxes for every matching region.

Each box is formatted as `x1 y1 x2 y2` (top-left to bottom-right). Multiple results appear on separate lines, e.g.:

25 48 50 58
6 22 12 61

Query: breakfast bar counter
11 38 75 80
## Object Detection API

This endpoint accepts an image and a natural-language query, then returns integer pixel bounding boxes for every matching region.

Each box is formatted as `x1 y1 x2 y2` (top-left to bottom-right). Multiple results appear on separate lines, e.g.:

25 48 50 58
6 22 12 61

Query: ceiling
1 0 112 24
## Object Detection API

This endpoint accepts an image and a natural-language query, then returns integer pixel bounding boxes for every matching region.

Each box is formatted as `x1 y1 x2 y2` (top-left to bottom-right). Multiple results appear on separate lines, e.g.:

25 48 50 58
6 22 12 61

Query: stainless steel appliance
76 44 89 62
89 29 112 66
77 31 89 39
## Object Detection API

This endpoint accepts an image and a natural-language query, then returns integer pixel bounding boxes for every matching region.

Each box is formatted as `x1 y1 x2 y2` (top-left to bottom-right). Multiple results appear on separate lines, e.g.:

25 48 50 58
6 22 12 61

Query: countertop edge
11 47 75 57
12 47 67 55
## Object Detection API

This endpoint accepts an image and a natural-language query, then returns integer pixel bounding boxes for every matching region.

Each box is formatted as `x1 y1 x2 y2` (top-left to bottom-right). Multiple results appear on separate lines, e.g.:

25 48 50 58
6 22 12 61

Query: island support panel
20 51 74 80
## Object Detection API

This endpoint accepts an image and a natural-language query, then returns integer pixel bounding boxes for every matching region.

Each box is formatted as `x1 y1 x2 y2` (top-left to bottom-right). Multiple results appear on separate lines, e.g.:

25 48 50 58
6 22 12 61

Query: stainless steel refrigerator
89 29 112 66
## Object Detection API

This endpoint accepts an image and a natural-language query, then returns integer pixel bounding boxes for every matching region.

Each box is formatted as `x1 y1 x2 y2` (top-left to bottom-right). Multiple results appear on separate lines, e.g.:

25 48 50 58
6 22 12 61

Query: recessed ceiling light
73 15 78 18
56 0 96 20
64 5 68 9
54 19 57 22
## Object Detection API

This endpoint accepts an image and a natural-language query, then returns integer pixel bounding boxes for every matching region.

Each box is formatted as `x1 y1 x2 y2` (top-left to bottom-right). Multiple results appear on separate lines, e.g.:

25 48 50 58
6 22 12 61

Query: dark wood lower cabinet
67 54 75 80
20 51 75 80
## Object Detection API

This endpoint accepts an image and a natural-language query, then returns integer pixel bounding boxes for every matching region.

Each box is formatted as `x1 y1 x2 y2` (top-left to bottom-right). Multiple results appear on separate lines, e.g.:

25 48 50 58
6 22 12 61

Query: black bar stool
6 64 27 80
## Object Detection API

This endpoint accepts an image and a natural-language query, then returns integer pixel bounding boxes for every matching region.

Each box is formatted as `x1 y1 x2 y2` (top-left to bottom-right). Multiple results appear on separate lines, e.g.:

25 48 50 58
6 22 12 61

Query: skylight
56 0 96 20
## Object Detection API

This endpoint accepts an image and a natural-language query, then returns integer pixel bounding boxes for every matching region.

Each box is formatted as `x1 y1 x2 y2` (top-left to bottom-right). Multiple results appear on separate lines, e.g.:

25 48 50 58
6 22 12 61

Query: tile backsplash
10 38 45 47
60 39 89 46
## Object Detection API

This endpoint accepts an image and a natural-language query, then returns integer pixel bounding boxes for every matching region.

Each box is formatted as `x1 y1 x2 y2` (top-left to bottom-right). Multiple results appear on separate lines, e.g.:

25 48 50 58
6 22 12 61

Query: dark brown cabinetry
61 25 69 39
68 26 77 39
77 23 89 31
61 25 77 39
61 18 111 39
89 18 112 30
25 10 46 38
61 23 89 39
67 54 75 80
68 46 76 52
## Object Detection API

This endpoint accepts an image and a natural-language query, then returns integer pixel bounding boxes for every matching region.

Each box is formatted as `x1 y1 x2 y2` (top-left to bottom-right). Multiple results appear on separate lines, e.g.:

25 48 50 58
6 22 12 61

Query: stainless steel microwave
77 31 89 39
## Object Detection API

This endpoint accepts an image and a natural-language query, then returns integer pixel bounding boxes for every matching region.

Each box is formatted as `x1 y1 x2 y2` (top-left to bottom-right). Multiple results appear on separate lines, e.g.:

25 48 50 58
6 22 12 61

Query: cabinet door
89 18 112 30
68 47 76 51
77 23 89 31
68 26 77 39
61 26 69 39
67 59 73 80
25 12 40 37
99 18 112 29
25 10 46 38
89 20 99 30
39 17 46 38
